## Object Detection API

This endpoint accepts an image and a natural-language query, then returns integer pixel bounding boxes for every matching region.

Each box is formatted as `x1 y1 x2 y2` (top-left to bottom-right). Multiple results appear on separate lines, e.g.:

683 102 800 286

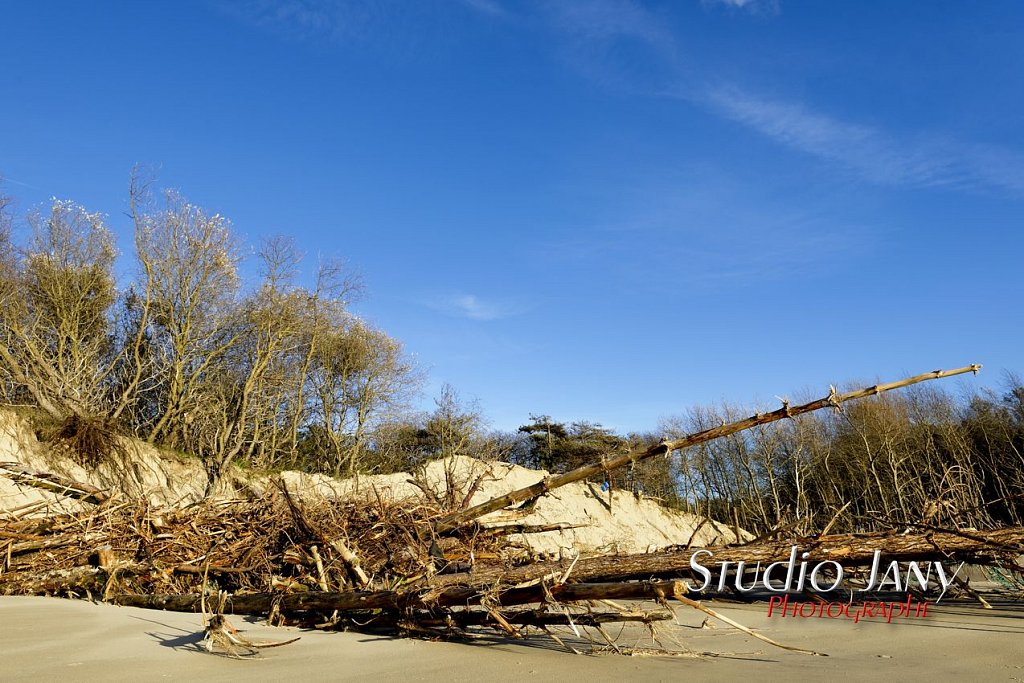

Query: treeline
1 180 1020 532
0 177 418 493
441 384 1024 534
657 381 1024 533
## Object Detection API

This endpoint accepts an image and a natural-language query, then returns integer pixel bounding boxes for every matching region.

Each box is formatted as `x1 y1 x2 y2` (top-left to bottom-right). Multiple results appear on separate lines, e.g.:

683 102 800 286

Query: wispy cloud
0 174 39 189
221 0 509 46
216 0 434 47
220 0 1024 196
540 0 1024 196
457 0 506 18
542 0 677 56
701 0 780 14
536 173 868 291
536 0 685 91
426 293 522 321
451 294 501 320
699 85 1024 193
219 0 349 41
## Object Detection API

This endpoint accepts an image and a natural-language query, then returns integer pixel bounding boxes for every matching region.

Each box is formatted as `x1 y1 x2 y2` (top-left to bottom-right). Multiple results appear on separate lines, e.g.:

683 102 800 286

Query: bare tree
308 319 420 476
277 257 361 468
133 190 243 448
0 198 117 419
202 238 315 493
0 191 21 404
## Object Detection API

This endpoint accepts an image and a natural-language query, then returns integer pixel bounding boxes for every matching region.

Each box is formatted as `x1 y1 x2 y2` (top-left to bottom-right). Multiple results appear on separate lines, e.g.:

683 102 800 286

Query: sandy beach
3 595 1022 682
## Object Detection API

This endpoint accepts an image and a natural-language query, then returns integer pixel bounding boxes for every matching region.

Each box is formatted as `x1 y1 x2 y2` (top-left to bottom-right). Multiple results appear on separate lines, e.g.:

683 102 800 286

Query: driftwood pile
1 486 692 650
3 365 1023 656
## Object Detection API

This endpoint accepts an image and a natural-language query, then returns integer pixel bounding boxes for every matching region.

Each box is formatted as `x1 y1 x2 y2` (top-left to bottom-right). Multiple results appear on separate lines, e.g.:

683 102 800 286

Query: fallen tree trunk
7 532 105 556
0 462 110 505
109 579 690 614
428 525 1024 589
432 609 674 628
434 365 982 534
0 566 106 595
1 561 272 595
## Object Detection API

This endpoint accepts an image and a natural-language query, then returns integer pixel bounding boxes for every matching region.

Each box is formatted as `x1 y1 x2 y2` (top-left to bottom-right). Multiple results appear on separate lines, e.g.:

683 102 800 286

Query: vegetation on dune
0 176 1021 534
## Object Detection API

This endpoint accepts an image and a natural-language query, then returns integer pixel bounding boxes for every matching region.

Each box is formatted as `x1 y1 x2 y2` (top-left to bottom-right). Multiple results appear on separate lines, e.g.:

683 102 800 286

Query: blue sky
2 1 1021 432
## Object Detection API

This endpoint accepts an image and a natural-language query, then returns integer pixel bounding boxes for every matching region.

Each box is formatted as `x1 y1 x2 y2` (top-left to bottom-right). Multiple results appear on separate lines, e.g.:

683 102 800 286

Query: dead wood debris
200 591 300 658
2 365 1019 657
3 489 1022 658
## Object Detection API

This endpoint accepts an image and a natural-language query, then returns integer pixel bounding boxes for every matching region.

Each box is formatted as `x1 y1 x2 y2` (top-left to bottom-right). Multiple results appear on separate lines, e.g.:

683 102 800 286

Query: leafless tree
0 198 117 419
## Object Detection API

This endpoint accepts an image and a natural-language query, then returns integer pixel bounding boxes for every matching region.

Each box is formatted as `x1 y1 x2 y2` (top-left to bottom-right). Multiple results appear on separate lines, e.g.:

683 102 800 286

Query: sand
4 408 1022 679
3 595 1022 682
1 402 746 557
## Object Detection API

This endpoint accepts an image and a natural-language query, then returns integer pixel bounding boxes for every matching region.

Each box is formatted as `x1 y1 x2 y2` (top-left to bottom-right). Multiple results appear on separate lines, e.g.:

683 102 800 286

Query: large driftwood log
428 609 674 628
434 365 982 534
428 525 1024 589
0 561 266 595
0 566 107 595
0 462 110 504
6 532 105 556
109 579 690 614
